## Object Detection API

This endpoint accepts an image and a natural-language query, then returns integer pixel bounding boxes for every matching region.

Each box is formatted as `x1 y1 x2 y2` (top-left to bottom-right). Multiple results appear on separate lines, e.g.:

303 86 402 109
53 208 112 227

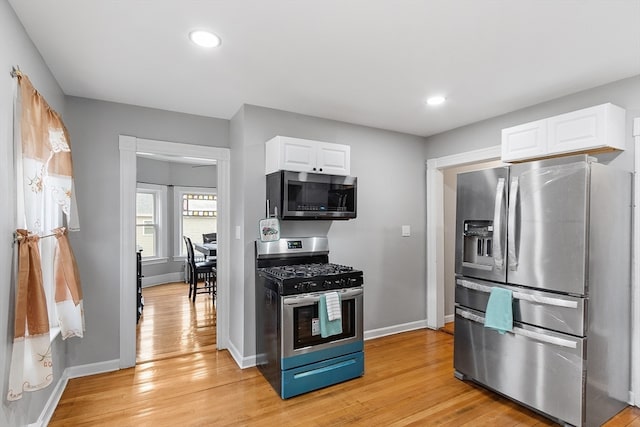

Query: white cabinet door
265 136 351 175
265 136 316 174
279 138 317 172
316 142 350 175
547 103 625 156
501 119 547 162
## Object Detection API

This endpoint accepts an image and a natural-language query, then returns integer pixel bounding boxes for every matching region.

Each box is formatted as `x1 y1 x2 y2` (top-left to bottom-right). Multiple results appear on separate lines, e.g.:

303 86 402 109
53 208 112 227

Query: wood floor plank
49 283 636 426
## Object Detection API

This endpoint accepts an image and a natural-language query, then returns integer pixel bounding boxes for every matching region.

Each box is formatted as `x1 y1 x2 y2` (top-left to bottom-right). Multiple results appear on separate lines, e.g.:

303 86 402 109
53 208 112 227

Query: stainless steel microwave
266 171 357 220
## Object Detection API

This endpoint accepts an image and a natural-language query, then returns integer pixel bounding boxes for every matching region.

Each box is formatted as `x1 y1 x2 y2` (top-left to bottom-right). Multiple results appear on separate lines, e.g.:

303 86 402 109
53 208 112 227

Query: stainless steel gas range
255 237 364 399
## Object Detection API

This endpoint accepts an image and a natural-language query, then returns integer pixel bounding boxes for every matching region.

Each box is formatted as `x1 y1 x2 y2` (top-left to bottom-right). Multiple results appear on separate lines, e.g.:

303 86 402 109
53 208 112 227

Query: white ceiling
9 0 640 137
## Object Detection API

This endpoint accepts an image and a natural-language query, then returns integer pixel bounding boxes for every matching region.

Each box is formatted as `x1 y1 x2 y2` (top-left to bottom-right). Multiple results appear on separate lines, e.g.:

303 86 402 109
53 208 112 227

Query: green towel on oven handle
484 287 513 334
319 294 342 338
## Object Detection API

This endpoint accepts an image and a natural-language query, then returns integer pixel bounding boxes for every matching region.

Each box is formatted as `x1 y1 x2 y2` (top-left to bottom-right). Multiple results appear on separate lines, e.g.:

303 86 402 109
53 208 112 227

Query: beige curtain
7 230 52 401
8 73 83 401
54 227 85 338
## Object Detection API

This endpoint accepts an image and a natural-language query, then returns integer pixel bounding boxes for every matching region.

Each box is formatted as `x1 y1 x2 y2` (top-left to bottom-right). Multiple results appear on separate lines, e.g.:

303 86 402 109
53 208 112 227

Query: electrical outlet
402 225 411 237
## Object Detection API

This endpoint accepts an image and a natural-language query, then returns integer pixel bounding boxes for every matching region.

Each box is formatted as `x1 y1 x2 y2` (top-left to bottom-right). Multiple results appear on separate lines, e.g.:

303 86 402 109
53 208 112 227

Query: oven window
293 299 356 349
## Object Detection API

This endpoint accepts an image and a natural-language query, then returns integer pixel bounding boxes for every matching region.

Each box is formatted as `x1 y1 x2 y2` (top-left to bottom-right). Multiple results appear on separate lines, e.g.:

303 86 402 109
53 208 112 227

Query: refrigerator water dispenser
463 220 493 268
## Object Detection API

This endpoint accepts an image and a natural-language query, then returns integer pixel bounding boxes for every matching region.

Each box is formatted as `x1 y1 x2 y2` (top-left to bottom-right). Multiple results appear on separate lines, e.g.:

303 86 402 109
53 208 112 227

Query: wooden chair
184 236 216 302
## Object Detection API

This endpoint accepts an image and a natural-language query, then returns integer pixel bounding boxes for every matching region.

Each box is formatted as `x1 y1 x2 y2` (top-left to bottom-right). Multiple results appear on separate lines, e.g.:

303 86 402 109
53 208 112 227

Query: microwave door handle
507 177 519 271
492 178 506 269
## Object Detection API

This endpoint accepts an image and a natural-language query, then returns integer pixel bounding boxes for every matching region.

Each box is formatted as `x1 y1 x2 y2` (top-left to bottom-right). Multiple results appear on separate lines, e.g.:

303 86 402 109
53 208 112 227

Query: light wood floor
50 283 640 426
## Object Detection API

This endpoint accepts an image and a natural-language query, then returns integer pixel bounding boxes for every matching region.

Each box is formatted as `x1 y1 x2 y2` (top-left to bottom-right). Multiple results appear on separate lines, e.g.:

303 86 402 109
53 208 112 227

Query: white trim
65 359 120 379
27 375 67 427
141 272 184 287
120 136 231 370
140 257 169 266
444 314 454 324
119 135 137 368
426 160 444 329
633 117 640 407
425 145 502 330
136 182 168 259
29 359 120 427
363 320 428 341
227 340 256 369
431 145 503 169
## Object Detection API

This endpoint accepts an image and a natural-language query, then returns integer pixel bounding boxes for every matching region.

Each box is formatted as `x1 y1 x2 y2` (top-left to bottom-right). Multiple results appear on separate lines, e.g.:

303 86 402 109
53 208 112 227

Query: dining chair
184 236 216 302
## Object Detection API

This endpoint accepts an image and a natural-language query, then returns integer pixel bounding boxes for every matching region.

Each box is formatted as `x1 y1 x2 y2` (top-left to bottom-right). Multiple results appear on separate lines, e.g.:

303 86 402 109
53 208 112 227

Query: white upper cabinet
265 136 351 175
502 103 626 162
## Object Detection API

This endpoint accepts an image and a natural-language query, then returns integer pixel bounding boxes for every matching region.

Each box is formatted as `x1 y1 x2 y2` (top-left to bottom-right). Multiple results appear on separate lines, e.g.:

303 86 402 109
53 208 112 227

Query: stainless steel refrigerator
453 154 631 427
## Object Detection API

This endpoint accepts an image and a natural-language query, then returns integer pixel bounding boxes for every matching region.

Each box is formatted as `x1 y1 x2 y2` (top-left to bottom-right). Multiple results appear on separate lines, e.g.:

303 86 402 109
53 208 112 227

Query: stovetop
258 262 364 295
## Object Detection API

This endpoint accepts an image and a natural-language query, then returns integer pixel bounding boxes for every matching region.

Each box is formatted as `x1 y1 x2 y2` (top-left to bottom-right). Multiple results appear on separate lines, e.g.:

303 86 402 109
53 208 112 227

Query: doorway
425 145 501 329
119 135 230 368
442 160 503 330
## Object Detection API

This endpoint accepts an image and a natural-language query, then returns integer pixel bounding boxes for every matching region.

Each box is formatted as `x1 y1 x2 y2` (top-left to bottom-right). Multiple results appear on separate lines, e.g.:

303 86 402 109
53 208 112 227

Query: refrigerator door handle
456 308 578 349
507 177 519 271
457 279 579 309
492 178 506 269
512 327 578 349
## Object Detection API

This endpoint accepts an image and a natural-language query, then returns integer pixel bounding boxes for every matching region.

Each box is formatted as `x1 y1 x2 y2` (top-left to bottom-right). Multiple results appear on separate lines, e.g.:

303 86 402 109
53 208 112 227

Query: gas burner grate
261 263 355 279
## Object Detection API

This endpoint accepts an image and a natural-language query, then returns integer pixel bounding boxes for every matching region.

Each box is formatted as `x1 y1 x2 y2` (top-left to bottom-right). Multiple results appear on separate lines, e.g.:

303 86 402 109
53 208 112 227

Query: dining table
194 242 217 257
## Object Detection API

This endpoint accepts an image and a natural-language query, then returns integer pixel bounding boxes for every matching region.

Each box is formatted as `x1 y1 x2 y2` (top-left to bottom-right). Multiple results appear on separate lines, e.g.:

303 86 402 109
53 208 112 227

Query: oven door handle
283 287 363 306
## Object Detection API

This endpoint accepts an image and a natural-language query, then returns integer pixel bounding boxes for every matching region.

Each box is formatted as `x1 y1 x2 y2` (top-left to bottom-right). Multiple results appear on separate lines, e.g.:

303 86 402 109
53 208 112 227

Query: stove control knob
323 280 331 289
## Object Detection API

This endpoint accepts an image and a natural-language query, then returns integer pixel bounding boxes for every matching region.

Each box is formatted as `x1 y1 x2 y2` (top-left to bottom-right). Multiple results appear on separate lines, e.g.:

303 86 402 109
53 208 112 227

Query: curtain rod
13 229 77 243
14 231 56 243
10 65 22 78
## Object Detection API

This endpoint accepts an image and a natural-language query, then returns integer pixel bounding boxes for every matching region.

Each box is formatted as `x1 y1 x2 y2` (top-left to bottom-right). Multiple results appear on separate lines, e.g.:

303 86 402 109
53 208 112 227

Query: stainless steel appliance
453 154 631 427
255 237 364 399
266 170 357 220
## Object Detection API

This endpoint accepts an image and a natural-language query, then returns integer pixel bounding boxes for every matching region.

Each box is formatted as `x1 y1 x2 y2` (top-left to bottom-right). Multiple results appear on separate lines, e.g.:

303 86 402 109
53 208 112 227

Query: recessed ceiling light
189 30 221 48
426 96 446 106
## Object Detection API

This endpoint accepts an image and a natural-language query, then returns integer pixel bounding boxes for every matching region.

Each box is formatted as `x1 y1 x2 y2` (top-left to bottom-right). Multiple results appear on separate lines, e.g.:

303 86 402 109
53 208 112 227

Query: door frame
425 145 502 329
633 117 640 406
119 135 231 368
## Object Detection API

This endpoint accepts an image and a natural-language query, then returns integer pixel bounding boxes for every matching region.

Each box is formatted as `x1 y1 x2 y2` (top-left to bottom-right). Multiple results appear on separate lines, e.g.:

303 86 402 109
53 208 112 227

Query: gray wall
137 157 217 278
235 105 427 356
1 1 67 425
63 97 229 368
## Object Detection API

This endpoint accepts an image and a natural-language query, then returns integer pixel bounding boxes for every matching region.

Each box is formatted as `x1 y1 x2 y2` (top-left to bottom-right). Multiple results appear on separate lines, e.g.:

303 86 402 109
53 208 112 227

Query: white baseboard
227 339 256 369
444 314 454 324
364 319 428 341
31 359 120 427
65 359 120 379
27 373 69 427
142 272 184 288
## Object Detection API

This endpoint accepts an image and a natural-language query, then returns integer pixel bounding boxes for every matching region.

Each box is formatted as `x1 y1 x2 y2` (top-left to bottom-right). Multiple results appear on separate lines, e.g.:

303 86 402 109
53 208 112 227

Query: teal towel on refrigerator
319 294 342 338
484 287 513 334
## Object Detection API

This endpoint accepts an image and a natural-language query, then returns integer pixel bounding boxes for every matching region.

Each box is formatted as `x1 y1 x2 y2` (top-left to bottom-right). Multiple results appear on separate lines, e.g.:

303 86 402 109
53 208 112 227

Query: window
174 186 217 257
136 183 167 259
